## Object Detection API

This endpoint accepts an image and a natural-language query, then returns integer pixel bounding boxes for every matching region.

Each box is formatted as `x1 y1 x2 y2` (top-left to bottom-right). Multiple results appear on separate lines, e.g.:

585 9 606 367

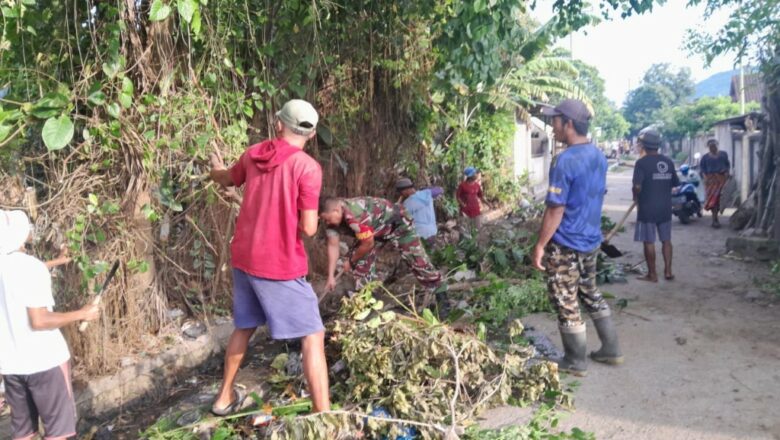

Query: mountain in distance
694 69 737 99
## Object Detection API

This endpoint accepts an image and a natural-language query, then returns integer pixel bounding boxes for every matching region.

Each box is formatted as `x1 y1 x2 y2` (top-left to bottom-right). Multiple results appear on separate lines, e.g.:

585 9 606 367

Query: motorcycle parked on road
672 164 703 224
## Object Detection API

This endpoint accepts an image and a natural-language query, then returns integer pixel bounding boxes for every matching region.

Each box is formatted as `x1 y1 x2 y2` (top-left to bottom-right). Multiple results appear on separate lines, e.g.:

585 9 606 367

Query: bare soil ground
481 169 780 440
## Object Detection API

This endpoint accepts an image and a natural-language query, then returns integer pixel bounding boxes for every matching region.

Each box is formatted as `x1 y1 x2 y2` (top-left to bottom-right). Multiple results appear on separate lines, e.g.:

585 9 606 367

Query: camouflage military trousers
351 222 442 291
544 241 610 328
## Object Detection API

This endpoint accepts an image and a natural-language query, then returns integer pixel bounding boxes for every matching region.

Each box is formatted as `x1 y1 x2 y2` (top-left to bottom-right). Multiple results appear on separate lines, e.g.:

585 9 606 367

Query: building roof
730 73 764 104
713 111 763 131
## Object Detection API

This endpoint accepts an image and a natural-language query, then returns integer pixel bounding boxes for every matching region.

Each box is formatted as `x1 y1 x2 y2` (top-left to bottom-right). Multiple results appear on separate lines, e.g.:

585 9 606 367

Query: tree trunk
767 73 780 240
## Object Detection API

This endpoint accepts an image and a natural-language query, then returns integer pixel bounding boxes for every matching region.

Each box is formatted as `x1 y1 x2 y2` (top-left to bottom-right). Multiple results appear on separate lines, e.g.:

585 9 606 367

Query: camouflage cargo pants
544 241 610 327
352 221 442 291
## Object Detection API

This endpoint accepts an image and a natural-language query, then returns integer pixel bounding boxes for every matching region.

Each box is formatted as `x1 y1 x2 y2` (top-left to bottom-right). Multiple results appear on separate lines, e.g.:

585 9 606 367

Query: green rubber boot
590 310 624 365
557 323 588 377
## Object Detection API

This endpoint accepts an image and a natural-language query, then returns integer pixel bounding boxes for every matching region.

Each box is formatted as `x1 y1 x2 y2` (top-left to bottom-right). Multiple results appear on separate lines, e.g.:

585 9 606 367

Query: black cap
541 99 592 123
638 129 663 149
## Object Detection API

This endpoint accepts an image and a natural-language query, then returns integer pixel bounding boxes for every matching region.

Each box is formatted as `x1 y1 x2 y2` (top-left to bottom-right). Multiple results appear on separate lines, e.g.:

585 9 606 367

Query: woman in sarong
699 139 730 228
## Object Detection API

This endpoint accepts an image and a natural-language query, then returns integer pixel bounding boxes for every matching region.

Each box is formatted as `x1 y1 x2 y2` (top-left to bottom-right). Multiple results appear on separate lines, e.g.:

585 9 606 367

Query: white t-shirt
0 252 71 375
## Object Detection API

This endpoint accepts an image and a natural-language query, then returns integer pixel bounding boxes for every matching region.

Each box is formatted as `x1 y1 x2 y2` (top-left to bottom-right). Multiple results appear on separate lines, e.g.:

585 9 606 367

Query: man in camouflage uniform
319 197 443 301
531 99 623 377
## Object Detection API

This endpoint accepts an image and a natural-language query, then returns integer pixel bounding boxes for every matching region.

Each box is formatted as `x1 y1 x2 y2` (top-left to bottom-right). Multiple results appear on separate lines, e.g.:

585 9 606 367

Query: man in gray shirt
632 129 680 282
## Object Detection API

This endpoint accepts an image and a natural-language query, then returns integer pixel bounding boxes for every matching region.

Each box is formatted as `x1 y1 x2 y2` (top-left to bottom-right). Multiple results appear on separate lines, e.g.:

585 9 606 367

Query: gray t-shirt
633 154 680 224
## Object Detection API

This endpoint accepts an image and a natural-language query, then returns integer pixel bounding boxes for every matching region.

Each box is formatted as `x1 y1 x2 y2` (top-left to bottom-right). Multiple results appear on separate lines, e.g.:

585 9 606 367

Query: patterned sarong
704 173 728 211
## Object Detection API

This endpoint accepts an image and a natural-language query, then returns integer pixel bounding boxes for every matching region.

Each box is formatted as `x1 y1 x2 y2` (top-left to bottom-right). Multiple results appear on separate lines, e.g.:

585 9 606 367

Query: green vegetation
471 276 553 328
622 63 696 135
1 0 683 436
662 97 760 141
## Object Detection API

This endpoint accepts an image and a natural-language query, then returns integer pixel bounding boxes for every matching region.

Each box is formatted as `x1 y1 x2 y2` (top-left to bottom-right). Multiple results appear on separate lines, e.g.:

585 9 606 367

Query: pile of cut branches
263 284 566 439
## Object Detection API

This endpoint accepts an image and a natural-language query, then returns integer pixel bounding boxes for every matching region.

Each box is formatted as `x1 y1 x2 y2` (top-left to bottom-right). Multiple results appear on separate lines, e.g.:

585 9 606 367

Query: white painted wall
513 117 552 197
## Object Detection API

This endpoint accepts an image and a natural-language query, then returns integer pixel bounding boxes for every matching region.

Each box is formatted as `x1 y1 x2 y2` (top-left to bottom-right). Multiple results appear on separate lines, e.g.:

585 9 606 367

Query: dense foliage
661 96 760 141
621 63 696 135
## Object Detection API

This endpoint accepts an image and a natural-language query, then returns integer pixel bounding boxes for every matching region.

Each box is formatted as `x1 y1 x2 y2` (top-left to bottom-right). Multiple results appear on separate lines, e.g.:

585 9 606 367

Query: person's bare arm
325 235 341 292
348 236 375 268
45 256 72 269
298 210 318 237
27 303 99 331
45 245 71 269
531 205 565 270
209 154 235 187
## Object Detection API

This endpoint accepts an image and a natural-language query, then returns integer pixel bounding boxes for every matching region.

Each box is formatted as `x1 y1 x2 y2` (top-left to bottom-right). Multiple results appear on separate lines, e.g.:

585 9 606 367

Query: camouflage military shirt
325 197 406 241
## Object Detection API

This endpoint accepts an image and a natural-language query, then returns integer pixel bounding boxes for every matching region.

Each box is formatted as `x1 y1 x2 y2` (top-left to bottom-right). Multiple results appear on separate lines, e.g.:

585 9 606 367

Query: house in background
512 116 553 198
730 73 764 105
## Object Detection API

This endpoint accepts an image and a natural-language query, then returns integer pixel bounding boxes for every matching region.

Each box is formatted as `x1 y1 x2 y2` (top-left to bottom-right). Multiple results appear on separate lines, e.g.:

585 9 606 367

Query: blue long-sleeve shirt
403 187 442 239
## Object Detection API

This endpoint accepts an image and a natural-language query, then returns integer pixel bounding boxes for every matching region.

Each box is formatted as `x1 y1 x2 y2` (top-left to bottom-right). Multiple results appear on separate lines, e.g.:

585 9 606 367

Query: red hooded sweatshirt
229 138 322 280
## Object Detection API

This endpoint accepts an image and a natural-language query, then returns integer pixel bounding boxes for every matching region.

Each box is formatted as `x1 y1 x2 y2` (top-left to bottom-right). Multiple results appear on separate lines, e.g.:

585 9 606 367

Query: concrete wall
513 116 552 196
680 135 712 164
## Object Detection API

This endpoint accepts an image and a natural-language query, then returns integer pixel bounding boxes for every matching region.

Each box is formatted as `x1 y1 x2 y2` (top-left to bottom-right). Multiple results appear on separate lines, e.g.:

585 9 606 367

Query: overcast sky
530 0 739 106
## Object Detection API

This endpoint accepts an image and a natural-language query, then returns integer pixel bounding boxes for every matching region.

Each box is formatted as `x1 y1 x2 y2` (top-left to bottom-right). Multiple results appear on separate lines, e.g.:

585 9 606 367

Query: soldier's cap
541 99 592 123
276 99 318 136
638 128 663 149
395 178 414 191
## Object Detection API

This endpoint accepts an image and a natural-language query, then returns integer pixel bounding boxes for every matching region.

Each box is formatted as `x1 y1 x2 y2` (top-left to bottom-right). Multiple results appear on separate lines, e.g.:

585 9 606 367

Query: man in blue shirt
532 99 623 377
396 178 443 243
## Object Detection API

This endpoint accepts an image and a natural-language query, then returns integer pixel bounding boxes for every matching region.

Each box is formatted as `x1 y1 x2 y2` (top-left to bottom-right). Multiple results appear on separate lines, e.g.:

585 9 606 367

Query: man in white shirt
0 210 100 440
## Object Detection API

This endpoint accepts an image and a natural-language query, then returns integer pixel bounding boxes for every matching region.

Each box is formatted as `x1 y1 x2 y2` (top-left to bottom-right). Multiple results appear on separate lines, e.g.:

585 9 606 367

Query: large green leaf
106 102 121 119
0 124 12 143
177 0 198 23
191 7 202 34
149 0 172 21
30 93 69 119
119 77 134 108
87 91 106 106
0 109 23 125
119 94 133 109
121 77 134 95
42 115 74 151
103 57 123 79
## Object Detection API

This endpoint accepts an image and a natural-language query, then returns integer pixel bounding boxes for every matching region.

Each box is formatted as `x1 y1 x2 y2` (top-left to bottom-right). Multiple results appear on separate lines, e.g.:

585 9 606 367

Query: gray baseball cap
395 178 414 191
276 99 318 136
638 128 663 149
541 99 592 123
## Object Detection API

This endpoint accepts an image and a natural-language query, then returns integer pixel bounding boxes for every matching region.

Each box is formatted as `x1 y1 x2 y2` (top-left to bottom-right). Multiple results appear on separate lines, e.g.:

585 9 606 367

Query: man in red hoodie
209 99 329 417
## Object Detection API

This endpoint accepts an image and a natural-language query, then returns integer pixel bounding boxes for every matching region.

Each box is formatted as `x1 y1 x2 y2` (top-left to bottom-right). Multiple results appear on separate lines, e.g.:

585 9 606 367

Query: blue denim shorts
634 220 672 243
232 269 324 340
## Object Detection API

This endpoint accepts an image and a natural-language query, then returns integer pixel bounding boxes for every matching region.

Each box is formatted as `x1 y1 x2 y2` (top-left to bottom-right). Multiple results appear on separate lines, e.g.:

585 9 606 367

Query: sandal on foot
211 388 246 416
665 274 675 281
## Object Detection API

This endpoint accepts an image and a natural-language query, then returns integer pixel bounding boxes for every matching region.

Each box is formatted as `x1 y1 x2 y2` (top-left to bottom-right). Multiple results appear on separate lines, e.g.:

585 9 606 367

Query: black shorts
4 362 77 439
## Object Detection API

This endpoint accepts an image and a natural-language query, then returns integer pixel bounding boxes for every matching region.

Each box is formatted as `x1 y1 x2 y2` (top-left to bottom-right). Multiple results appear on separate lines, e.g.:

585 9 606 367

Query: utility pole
739 62 746 114
569 33 573 58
